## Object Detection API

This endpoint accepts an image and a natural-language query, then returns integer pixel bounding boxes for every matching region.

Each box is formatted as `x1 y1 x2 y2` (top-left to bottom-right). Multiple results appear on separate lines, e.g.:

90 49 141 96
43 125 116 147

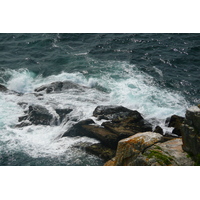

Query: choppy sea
0 33 199 165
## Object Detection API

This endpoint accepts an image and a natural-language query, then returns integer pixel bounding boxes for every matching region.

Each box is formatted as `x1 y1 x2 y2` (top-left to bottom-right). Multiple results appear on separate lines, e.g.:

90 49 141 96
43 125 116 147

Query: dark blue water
0 33 199 165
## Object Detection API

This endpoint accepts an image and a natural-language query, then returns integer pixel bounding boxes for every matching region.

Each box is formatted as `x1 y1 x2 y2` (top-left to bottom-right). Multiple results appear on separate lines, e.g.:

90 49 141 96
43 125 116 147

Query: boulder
0 84 22 95
104 133 194 166
102 114 152 140
181 106 200 159
63 120 119 149
93 106 152 139
165 115 184 136
111 132 163 166
34 81 87 94
93 105 140 121
154 126 163 135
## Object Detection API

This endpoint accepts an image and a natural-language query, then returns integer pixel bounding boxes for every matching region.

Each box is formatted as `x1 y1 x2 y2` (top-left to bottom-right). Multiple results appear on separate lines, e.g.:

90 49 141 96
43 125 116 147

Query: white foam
0 63 189 159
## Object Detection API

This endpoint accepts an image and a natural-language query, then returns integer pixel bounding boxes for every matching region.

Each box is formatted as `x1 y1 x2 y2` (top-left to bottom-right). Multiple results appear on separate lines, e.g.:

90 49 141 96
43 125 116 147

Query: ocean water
0 33 199 166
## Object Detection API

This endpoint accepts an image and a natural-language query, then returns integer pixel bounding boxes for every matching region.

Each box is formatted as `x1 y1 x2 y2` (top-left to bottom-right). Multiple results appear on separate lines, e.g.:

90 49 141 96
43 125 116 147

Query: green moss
154 145 162 150
147 150 173 166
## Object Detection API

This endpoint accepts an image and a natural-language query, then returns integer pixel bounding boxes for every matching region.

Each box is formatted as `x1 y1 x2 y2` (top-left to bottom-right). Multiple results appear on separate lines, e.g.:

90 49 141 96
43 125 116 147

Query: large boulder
94 105 152 139
181 106 200 160
62 120 119 149
34 81 87 94
104 133 194 166
109 132 163 166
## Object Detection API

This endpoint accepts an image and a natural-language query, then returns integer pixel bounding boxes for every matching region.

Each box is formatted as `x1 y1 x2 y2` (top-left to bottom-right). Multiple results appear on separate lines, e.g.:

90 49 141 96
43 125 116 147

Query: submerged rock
181 106 200 160
0 84 8 92
34 81 87 94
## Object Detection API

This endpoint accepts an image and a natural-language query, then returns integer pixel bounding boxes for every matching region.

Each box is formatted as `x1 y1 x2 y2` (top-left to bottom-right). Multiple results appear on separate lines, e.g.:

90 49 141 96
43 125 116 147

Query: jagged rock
17 105 72 127
181 106 200 159
94 106 152 139
165 115 184 136
108 132 163 166
34 81 87 94
104 134 194 166
101 112 152 140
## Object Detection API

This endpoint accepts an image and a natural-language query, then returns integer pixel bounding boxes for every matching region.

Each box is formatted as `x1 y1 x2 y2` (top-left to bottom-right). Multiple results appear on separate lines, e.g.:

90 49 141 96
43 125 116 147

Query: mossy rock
145 149 173 166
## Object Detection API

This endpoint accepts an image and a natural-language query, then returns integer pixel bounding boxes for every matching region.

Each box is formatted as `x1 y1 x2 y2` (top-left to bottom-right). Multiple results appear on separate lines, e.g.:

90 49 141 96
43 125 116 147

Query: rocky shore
1 81 200 166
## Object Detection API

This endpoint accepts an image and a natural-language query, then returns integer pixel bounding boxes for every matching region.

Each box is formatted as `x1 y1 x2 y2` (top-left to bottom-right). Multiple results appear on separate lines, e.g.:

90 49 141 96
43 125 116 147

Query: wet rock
154 126 163 135
166 115 184 136
101 113 152 140
62 119 95 137
63 120 119 149
17 105 72 127
0 84 8 92
74 142 116 161
93 105 140 121
93 106 152 140
55 108 73 122
34 81 87 94
181 106 200 159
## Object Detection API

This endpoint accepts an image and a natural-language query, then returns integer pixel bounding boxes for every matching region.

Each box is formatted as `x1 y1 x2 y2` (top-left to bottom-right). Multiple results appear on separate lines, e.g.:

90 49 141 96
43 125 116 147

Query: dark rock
93 105 142 121
0 84 8 92
166 115 184 136
63 120 118 149
62 119 95 137
34 81 87 94
18 105 73 127
55 108 73 123
154 126 163 135
102 114 152 140
74 142 116 161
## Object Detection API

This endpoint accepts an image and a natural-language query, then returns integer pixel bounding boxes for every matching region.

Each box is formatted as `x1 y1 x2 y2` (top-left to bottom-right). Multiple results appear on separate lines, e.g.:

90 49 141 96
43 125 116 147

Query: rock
104 133 194 166
94 106 152 139
165 115 184 136
17 105 72 127
93 105 140 121
112 132 163 166
0 84 8 92
142 138 194 166
181 106 200 159
74 142 116 161
102 112 152 140
63 120 119 149
55 108 73 123
154 126 163 135
62 119 95 137
34 81 87 94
